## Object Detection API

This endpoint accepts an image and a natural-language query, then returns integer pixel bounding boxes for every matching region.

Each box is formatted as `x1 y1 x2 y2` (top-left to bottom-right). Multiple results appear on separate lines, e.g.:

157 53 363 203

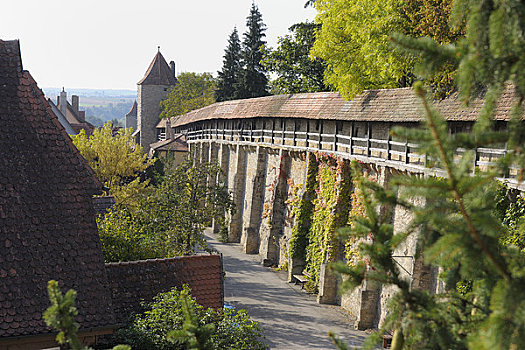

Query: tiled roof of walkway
162 85 519 128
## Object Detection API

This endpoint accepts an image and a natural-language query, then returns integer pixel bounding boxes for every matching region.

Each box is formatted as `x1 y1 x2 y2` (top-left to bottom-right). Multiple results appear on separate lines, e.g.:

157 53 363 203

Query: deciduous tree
72 122 154 205
311 0 413 99
161 72 216 119
97 159 234 261
311 0 463 99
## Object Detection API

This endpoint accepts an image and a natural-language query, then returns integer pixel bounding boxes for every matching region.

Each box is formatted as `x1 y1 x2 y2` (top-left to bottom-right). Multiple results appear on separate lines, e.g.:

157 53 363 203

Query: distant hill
44 88 136 127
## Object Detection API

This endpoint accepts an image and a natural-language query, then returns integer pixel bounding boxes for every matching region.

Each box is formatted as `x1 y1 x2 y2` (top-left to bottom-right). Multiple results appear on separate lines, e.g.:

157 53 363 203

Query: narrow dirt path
206 232 369 349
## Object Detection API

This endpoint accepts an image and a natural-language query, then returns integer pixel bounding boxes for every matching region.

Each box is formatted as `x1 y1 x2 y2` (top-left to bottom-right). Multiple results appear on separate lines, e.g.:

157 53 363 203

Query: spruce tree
216 27 242 102
237 4 269 99
330 1 525 349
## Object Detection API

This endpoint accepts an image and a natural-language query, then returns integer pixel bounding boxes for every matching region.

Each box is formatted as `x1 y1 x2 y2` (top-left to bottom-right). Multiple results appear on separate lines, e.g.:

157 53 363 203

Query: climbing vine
288 153 319 261
287 153 373 293
344 166 378 267
304 154 352 292
344 177 367 267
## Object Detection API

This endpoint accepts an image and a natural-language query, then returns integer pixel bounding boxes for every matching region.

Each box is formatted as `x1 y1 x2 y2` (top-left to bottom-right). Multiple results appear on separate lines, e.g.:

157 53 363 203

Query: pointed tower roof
137 50 177 86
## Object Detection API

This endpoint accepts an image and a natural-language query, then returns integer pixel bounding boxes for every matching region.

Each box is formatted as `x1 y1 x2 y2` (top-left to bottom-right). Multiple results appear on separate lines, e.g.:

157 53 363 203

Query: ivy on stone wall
304 154 352 292
344 177 368 267
288 153 319 262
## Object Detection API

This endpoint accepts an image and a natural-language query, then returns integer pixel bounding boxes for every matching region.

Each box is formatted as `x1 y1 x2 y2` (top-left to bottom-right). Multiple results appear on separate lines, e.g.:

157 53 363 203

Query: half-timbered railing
181 123 517 185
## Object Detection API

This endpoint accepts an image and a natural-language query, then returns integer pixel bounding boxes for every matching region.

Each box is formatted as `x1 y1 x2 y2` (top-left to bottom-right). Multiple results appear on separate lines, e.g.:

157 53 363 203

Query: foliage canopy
311 0 463 99
98 159 234 262
71 122 154 205
160 72 216 119
311 0 414 98
262 22 328 94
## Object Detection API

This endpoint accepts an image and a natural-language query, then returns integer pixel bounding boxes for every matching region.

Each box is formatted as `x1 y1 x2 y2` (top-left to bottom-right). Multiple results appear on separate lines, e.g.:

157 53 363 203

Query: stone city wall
182 114 508 330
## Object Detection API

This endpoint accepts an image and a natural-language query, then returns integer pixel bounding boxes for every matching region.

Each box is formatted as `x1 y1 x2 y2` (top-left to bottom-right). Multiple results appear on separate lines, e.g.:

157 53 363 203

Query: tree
161 72 216 119
97 159 234 261
311 0 463 99
330 0 525 349
262 22 328 94
216 28 242 102
237 4 269 99
398 0 464 98
311 0 414 99
71 122 154 206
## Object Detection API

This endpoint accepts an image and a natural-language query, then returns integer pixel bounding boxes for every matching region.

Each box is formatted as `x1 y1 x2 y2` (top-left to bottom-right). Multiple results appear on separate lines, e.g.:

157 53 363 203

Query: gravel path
206 232 368 349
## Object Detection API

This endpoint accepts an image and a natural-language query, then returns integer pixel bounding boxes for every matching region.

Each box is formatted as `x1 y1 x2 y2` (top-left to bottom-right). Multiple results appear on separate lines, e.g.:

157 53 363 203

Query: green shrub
97 159 234 262
97 207 159 262
114 286 267 350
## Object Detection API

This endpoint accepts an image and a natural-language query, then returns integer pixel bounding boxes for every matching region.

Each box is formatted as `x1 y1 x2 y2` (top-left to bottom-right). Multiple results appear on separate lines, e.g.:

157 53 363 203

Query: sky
1 0 316 90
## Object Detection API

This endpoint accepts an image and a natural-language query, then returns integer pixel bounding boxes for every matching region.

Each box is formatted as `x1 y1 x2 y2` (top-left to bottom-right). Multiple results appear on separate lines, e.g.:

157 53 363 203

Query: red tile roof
137 51 177 86
0 39 115 339
163 85 521 128
105 255 223 323
149 134 188 152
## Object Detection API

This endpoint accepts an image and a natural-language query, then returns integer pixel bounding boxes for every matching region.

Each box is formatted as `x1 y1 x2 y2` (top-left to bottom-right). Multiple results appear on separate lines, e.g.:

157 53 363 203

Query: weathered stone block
318 262 338 305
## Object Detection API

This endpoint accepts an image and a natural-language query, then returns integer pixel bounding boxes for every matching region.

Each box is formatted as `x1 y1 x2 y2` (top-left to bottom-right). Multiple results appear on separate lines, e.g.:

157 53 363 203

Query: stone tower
137 49 177 152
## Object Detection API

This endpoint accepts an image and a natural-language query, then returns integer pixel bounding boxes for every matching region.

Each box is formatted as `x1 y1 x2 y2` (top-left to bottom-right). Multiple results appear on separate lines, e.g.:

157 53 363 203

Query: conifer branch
415 85 510 281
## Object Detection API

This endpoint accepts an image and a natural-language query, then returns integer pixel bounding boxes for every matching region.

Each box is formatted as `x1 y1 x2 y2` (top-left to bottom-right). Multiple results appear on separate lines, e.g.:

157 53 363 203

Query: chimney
165 118 172 140
59 88 67 117
72 95 79 113
169 61 176 79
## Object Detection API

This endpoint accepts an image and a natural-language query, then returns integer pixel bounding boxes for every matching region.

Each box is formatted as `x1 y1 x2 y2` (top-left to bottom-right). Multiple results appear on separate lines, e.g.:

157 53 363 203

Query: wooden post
349 122 354 155
240 121 244 142
271 118 275 144
293 119 297 147
282 118 286 145
405 138 409 164
366 122 371 157
334 122 338 152
250 119 254 143
318 121 323 150
504 142 509 178
306 120 310 148
387 133 392 161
